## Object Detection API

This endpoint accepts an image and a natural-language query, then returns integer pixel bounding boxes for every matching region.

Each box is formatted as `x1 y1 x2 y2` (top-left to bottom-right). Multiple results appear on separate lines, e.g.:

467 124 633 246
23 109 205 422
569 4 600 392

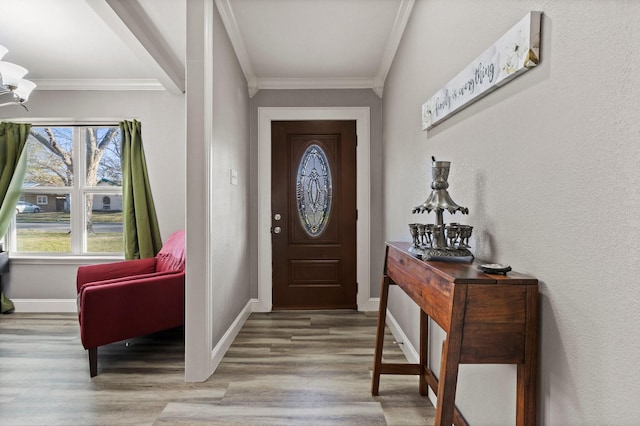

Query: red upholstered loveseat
76 230 185 377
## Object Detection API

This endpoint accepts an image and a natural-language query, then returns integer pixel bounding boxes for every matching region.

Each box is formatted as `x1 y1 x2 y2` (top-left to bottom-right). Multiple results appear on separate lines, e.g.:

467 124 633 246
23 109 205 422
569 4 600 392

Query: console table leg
516 286 539 426
434 286 467 426
516 363 536 426
419 310 428 396
371 275 391 396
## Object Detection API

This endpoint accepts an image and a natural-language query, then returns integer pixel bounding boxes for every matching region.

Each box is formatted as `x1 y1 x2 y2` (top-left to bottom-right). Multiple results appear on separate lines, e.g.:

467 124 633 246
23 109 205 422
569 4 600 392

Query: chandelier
0 44 36 110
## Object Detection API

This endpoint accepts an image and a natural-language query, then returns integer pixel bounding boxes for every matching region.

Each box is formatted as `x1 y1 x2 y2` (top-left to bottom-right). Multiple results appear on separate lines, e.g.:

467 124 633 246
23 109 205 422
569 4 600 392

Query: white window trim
8 122 123 257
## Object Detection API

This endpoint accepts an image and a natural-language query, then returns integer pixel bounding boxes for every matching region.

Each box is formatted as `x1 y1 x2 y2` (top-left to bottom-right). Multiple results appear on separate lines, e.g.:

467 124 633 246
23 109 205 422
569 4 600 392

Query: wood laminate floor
0 311 435 425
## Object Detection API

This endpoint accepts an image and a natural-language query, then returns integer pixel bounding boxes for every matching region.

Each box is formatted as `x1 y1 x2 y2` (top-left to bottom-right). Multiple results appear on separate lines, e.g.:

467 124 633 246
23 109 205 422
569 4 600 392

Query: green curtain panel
120 120 162 260
0 122 31 314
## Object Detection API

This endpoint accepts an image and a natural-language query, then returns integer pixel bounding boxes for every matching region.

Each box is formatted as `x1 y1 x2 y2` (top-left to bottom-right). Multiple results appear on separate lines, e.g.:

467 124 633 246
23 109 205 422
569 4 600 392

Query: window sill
9 254 125 265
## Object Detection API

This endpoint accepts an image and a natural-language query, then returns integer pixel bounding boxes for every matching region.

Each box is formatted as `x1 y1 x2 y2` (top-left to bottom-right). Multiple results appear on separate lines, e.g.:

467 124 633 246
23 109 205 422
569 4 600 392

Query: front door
271 120 357 310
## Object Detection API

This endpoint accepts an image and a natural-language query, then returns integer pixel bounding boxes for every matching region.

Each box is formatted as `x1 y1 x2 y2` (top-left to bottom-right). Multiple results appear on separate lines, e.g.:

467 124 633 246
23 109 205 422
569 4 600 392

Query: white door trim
256 107 371 311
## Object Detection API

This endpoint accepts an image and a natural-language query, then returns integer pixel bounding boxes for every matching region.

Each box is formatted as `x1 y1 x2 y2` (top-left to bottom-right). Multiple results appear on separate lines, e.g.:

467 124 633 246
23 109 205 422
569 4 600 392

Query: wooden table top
386 242 537 286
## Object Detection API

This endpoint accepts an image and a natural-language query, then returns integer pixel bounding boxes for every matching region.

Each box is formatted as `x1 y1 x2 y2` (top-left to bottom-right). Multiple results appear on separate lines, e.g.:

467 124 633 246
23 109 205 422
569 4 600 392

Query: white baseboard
250 298 271 313
358 297 380 312
385 308 419 363
12 299 77 313
209 298 255 373
385 309 438 407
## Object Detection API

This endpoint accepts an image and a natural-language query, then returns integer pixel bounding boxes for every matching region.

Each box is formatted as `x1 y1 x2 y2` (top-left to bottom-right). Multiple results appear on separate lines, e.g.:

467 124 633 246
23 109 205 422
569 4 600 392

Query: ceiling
0 0 413 97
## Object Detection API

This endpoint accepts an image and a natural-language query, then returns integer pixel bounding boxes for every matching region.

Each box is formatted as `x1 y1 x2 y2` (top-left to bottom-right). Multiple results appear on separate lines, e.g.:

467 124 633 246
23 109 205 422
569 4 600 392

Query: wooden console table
371 242 538 426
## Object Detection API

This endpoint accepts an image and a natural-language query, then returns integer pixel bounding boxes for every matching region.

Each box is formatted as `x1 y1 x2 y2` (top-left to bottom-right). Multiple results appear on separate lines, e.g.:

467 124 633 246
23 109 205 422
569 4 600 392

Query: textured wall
383 1 640 424
210 3 251 343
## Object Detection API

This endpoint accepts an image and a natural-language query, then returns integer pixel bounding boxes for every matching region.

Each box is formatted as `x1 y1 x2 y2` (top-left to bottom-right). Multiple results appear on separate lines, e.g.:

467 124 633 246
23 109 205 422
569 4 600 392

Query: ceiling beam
85 0 185 94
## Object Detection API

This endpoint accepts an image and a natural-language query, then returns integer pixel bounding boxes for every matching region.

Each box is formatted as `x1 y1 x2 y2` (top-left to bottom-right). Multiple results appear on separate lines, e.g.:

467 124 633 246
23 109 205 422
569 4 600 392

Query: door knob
273 226 282 234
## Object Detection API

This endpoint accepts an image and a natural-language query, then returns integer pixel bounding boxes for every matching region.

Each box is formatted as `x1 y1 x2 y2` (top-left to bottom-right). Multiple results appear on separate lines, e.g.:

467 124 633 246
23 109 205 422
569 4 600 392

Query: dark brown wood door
271 120 357 310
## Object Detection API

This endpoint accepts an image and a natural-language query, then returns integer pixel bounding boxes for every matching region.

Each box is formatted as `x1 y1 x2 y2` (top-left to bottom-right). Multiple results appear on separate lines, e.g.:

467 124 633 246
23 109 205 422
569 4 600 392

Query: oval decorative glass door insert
296 143 332 237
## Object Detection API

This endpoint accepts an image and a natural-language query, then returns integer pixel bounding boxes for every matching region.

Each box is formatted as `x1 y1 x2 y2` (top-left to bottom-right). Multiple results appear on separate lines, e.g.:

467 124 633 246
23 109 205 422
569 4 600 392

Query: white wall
383 1 640 425
210 2 251 345
0 90 185 301
184 0 250 381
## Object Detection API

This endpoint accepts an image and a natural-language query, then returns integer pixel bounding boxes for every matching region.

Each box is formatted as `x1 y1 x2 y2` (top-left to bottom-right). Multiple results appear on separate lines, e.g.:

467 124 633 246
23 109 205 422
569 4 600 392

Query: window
9 125 123 255
296 144 332 237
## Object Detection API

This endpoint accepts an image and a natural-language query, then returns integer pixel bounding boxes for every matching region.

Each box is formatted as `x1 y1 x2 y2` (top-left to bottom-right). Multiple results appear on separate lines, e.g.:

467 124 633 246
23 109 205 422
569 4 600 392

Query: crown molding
256 77 377 95
372 83 384 98
374 0 415 98
215 0 257 97
215 0 414 99
32 79 165 91
258 78 375 89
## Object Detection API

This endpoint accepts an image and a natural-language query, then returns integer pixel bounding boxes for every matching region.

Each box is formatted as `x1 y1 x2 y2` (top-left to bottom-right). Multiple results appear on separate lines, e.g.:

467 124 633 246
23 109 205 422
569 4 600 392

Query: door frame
257 107 371 312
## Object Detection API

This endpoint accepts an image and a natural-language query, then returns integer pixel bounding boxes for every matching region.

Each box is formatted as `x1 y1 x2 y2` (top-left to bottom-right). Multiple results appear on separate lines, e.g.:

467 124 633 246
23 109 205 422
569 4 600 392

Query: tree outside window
10 126 123 254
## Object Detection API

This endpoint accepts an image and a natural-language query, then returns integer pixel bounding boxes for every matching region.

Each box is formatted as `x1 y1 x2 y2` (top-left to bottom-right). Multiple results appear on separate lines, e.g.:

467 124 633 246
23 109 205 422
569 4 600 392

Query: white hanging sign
422 11 542 130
